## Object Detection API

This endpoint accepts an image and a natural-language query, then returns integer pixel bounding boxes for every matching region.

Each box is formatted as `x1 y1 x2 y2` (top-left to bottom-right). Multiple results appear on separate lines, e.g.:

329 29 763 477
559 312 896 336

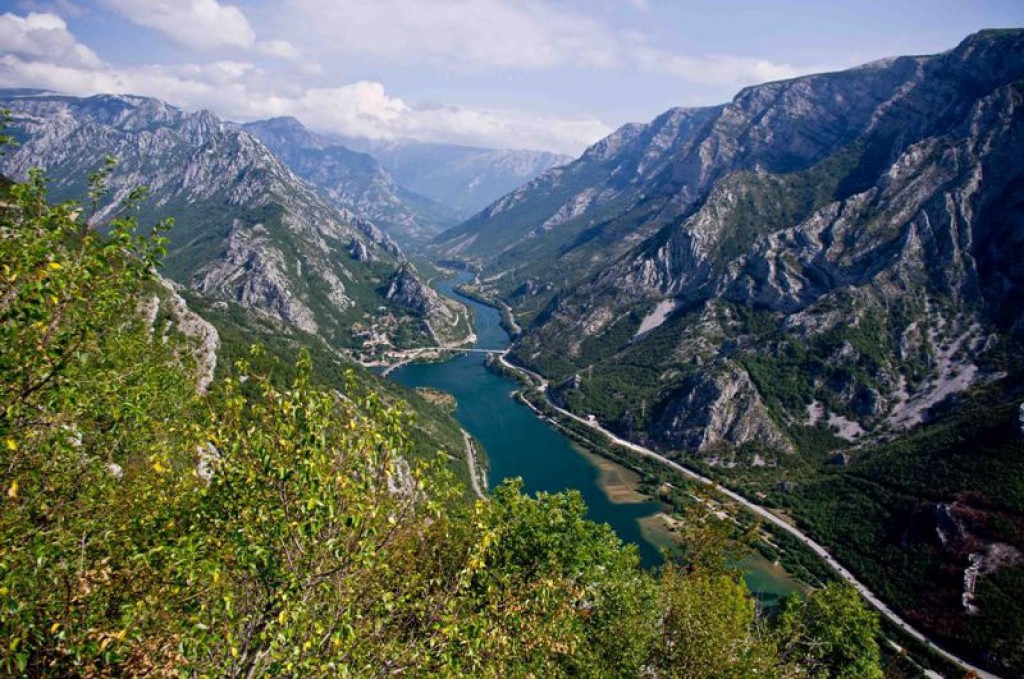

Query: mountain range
438 28 1024 455
435 28 1024 673
241 117 569 245
0 89 464 355
241 116 456 247
3 27 1024 674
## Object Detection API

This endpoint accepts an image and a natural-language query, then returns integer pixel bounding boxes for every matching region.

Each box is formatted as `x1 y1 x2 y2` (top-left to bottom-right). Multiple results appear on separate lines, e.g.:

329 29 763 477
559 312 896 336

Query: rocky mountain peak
385 265 455 325
580 122 646 162
243 115 333 150
0 90 456 357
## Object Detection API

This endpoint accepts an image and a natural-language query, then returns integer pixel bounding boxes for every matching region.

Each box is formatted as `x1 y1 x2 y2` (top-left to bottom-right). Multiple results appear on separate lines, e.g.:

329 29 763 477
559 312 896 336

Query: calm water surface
392 273 664 565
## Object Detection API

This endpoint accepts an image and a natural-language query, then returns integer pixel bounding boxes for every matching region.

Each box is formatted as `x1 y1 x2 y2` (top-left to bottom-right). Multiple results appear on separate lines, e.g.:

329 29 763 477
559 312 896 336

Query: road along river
495 332 1000 679
386 274 999 676
390 274 665 567
387 273 999 678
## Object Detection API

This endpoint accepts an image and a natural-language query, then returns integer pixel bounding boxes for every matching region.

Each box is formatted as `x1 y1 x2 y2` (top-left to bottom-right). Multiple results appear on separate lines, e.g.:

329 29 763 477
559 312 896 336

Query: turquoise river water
390 273 801 600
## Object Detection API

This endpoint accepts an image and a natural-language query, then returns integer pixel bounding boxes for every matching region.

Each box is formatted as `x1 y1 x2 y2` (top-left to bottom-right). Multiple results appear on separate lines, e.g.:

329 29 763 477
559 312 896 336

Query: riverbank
452 282 521 337
580 425 807 604
415 387 456 412
462 431 487 500
388 273 665 566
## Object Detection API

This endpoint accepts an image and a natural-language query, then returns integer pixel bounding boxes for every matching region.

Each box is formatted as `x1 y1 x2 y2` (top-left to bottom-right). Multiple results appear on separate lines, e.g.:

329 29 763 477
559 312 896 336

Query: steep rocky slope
341 136 570 219
436 30 1024 674
0 90 459 356
243 117 455 247
442 29 1024 457
433 105 721 283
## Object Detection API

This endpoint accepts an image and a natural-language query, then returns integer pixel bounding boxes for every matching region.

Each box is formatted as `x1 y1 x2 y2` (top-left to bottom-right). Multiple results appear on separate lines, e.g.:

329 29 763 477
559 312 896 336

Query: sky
0 1 1022 155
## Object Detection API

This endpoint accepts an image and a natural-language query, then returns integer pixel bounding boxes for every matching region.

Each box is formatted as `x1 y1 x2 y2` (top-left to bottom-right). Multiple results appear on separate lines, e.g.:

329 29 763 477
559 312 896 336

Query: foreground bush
1 165 884 677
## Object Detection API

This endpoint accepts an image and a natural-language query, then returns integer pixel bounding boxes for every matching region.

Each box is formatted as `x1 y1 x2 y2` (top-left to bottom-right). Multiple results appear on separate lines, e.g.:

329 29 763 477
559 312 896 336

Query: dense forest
0 156 886 676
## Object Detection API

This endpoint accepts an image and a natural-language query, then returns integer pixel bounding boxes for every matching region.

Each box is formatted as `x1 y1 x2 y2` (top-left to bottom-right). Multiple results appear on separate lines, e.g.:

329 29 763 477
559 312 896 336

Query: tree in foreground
1 162 885 677
776 582 885 679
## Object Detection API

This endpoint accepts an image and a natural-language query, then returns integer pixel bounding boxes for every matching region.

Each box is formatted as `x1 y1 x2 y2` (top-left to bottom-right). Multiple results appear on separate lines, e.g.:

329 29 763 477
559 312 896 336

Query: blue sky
1 0 1022 153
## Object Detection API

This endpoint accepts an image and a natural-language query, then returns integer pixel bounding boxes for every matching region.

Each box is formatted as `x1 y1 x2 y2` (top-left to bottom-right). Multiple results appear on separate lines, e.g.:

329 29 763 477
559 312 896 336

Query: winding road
494 351 1000 679
462 430 487 500
382 322 998 677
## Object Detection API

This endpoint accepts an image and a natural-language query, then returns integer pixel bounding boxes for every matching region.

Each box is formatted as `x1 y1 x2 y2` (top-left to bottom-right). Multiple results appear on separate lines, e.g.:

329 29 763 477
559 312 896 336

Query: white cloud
633 46 806 87
283 0 819 90
257 40 301 61
0 4 827 154
0 11 102 68
101 0 256 50
0 18 609 154
284 0 618 70
292 82 611 152
0 54 249 107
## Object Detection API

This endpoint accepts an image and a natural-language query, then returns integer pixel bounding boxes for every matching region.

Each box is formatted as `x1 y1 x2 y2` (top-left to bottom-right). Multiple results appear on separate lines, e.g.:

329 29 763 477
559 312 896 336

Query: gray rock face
349 237 373 262
344 211 402 258
192 221 324 334
0 91 450 352
385 266 454 323
460 30 1024 457
652 365 793 454
433 105 720 271
157 278 220 395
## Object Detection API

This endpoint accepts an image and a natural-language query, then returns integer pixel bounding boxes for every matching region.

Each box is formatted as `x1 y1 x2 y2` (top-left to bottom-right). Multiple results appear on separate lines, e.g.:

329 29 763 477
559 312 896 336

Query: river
390 273 803 598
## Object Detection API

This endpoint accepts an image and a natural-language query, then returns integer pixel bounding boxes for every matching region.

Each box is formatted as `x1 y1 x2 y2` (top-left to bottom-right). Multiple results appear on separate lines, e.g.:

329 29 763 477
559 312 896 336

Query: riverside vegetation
0 156 890 674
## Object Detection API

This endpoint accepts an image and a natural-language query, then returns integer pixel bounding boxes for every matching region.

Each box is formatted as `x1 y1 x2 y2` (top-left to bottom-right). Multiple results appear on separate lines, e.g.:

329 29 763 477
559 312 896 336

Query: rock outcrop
349 237 373 262
158 279 220 395
386 266 454 323
652 365 793 454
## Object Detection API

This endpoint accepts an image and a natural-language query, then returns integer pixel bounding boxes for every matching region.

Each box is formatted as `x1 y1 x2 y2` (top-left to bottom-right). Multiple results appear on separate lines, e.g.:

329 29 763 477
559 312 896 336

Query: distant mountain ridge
0 90 463 354
240 116 569 244
339 135 571 219
437 29 1024 451
242 117 456 247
